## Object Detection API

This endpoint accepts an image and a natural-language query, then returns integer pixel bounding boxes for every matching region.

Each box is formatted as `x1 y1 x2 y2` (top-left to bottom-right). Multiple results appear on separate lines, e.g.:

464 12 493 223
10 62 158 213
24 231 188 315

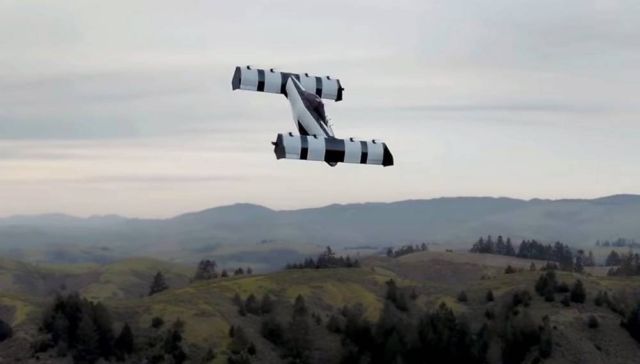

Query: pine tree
505 238 516 256
570 280 586 303
114 323 134 360
74 313 100 364
0 319 12 342
260 294 274 315
92 302 114 358
286 295 311 362
245 294 260 315
149 271 169 296
164 319 187 364
622 303 640 343
606 250 622 266
486 290 494 302
194 259 217 281
151 316 164 329
229 326 255 363
539 316 553 358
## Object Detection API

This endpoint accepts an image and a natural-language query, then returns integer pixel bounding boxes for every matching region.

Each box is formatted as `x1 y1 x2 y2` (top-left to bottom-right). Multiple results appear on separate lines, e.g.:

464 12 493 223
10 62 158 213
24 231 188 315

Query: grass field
1 250 640 363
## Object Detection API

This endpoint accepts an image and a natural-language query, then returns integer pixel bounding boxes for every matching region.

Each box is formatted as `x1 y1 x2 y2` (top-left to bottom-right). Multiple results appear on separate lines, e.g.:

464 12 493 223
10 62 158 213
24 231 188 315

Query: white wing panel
306 136 326 161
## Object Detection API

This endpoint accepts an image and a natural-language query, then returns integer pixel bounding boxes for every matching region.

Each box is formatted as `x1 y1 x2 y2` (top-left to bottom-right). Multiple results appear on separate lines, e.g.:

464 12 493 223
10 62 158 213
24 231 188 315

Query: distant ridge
1 195 640 261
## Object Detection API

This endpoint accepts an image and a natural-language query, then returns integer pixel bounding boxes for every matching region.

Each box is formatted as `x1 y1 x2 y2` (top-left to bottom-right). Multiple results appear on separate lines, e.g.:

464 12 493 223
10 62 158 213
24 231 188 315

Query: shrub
594 291 608 307
544 287 555 302
622 303 640 343
512 290 532 308
570 280 586 303
151 316 164 329
457 291 468 303
245 294 261 315
587 315 599 329
486 290 494 302
556 282 570 293
484 308 495 320
505 265 516 274
0 319 12 342
561 294 571 307
261 316 285 346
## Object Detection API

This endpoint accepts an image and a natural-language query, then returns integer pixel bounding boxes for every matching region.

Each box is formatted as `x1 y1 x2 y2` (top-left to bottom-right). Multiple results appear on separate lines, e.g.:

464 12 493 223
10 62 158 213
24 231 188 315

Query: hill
1 251 639 363
1 195 640 266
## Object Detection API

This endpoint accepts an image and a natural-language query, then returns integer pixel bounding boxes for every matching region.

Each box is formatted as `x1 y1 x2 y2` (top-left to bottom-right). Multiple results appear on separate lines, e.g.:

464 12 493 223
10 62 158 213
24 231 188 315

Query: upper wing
231 66 344 101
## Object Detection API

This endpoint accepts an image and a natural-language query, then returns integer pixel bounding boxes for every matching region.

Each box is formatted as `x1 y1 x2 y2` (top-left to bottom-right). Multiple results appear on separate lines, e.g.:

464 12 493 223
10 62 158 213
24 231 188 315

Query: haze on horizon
1 0 639 218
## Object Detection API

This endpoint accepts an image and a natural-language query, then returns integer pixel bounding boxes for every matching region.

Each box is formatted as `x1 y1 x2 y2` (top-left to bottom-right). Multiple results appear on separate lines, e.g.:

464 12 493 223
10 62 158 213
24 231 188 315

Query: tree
539 316 552 358
505 238 516 256
149 271 169 296
504 265 516 274
570 280 586 303
194 259 217 281
164 319 188 364
114 323 134 360
416 302 483 363
594 291 609 307
260 294 274 315
544 286 555 302
486 290 494 302
285 295 311 363
151 316 164 329
457 290 468 303
529 262 536 271
535 271 557 297
261 316 285 346
221 269 229 278
203 347 216 363
245 294 260 315
587 315 599 329
228 326 255 364
92 302 115 358
0 319 12 342
622 303 640 343
74 313 100 364
606 250 622 266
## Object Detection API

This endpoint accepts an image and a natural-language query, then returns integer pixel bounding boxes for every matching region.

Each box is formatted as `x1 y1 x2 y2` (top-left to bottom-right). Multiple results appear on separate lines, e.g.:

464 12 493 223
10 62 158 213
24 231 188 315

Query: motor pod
232 66 344 101
273 133 393 167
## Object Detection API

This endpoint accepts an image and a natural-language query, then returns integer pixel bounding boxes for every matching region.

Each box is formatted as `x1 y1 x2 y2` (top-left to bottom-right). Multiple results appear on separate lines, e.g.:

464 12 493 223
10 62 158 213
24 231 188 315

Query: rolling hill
1 251 639 363
1 195 640 265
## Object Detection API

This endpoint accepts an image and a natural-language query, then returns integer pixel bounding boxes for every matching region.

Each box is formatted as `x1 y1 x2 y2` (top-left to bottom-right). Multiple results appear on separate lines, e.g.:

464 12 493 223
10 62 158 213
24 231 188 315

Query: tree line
193 259 253 282
470 236 595 271
18 276 640 363
596 238 640 248
285 246 360 270
31 293 207 363
607 251 640 276
385 243 428 258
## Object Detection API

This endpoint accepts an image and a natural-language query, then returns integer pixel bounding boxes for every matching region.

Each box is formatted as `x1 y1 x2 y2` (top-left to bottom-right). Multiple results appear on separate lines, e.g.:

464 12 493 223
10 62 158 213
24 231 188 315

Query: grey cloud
397 103 607 114
0 174 249 186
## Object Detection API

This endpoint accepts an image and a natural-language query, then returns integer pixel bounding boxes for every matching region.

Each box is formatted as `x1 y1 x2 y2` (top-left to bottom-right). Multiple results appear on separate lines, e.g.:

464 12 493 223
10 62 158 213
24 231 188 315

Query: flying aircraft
231 66 394 167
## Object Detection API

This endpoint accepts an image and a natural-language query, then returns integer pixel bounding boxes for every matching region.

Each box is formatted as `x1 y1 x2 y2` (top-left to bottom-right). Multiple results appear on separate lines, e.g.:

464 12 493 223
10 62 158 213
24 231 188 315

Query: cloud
0 1 639 216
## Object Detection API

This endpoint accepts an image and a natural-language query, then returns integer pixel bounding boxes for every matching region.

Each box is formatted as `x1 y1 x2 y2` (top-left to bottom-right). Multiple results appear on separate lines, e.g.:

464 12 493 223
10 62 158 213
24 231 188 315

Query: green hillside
1 251 640 363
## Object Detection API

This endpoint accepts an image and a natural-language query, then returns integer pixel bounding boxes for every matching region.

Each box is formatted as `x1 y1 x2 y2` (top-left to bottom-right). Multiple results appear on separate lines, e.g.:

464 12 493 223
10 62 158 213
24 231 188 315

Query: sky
1 0 639 217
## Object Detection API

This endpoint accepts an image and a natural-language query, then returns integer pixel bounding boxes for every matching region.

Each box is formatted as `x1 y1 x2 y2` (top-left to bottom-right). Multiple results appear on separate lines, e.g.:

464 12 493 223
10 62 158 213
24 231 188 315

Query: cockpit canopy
302 91 329 126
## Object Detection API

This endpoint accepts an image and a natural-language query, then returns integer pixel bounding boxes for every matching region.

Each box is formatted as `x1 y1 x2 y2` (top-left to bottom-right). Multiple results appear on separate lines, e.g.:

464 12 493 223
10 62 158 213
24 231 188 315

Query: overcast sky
1 0 639 217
